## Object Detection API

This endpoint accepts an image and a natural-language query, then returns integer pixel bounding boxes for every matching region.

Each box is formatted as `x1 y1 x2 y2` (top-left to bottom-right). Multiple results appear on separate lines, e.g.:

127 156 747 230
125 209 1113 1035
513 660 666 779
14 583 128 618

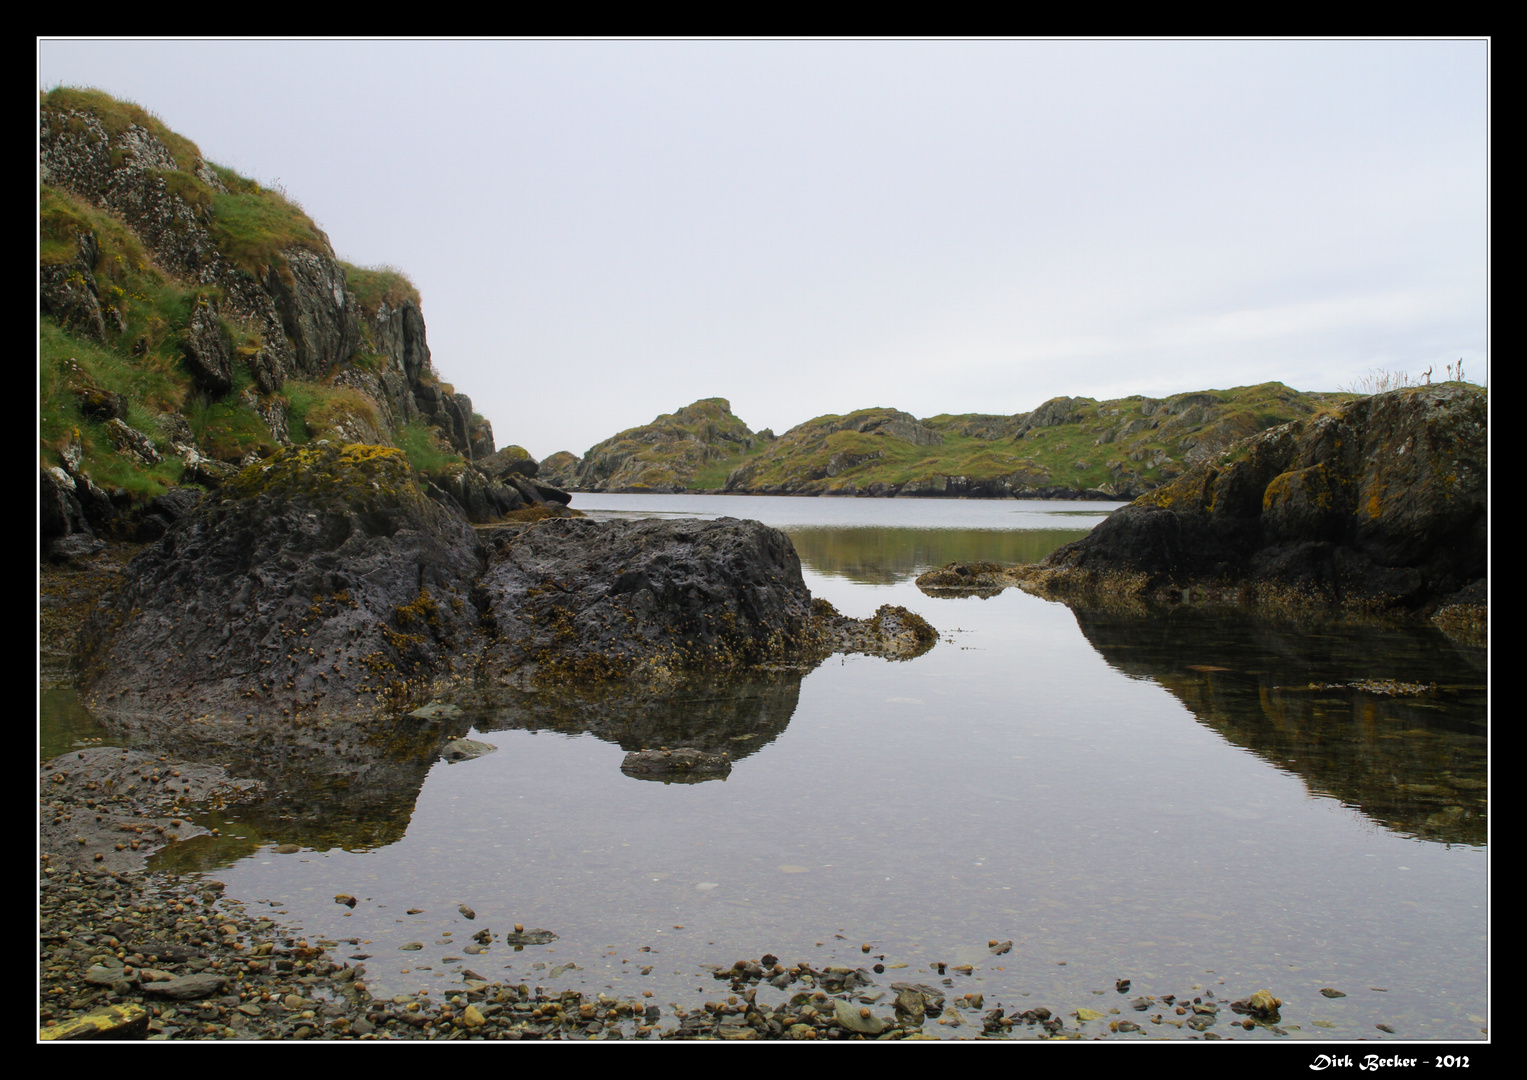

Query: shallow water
47 494 1488 1040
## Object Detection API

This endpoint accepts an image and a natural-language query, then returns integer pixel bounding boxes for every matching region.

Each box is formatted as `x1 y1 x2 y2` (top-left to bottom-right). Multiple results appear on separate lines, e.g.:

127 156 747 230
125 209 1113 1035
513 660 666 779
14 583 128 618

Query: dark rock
45 533 108 563
264 249 361 380
477 446 540 479
1039 384 1486 613
140 973 230 1000
478 517 815 688
72 384 129 421
505 473 573 506
424 465 527 523
502 928 558 945
103 418 162 465
79 442 486 721
181 301 234 394
41 467 91 540
40 233 108 341
811 600 937 660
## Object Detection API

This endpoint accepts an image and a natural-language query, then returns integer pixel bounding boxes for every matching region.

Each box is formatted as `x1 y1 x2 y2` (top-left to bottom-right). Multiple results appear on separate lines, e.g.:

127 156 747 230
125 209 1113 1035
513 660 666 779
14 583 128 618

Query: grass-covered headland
39 87 509 548
557 385 1368 499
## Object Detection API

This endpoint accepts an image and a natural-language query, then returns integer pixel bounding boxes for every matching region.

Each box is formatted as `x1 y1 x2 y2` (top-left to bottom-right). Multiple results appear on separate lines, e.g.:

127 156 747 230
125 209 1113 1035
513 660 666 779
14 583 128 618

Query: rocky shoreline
39 764 1296 1044
37 858 1290 1041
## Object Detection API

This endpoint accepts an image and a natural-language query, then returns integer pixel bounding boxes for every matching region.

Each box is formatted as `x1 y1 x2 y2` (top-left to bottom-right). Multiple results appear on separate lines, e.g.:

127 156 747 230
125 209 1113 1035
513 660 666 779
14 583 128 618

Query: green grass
40 321 186 449
394 420 462 475
207 175 332 285
38 86 463 520
42 87 202 173
341 262 421 316
723 384 1354 495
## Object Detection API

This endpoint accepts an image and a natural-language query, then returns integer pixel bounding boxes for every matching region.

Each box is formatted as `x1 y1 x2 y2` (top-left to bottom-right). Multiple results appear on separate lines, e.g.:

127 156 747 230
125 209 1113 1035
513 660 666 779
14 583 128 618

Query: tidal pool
51 494 1488 1040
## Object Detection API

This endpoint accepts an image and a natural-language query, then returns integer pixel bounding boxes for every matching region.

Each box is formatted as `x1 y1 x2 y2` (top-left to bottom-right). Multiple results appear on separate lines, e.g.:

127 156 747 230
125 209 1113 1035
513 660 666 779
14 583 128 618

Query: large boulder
1040 384 1487 611
476 517 816 687
79 442 487 721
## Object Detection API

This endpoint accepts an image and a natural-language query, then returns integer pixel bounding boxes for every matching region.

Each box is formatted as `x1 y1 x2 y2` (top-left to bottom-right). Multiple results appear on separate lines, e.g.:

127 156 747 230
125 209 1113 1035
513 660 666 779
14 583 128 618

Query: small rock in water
1320 987 1346 998
504 928 558 945
458 904 476 920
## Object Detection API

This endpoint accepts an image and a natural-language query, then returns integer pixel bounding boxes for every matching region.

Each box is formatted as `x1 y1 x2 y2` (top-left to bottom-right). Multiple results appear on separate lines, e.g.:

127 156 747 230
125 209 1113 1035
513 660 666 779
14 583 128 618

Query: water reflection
39 688 119 761
467 668 808 765
1066 605 1487 845
788 527 1088 585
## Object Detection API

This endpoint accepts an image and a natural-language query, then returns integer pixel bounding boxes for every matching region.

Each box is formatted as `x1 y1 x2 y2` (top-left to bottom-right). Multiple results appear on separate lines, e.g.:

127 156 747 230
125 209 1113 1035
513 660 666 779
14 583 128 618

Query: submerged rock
441 738 497 762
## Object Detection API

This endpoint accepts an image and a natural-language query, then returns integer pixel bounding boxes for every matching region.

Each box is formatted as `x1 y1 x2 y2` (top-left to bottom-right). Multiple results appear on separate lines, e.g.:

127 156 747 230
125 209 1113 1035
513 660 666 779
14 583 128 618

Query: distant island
539 386 1365 501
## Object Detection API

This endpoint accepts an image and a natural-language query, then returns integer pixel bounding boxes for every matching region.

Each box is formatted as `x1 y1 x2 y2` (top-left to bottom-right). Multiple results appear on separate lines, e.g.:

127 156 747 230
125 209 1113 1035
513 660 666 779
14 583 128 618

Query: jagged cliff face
41 101 361 386
39 89 508 545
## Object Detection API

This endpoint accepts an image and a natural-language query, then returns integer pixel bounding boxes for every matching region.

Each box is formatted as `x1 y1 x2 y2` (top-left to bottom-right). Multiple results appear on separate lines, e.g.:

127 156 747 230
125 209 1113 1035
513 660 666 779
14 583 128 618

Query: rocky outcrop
723 407 942 494
79 442 488 722
40 233 110 341
809 600 938 660
573 398 759 492
80 454 937 713
537 451 581 489
1030 384 1487 614
40 89 512 553
476 516 817 687
708 385 1341 499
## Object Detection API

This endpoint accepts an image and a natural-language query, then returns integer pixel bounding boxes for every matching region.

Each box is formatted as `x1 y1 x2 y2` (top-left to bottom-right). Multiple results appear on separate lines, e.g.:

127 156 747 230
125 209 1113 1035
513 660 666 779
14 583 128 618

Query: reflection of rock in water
94 705 473 854
1067 604 1487 845
789 527 1090 586
468 668 807 762
620 747 734 784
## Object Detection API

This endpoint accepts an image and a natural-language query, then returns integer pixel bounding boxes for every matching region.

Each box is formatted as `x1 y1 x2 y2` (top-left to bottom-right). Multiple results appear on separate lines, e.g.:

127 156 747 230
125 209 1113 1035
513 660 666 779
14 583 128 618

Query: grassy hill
562 384 1362 499
39 87 494 533
570 398 773 492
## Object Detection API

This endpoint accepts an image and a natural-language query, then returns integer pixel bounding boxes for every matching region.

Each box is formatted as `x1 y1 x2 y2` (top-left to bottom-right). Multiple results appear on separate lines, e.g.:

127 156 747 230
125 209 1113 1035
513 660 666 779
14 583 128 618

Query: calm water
48 494 1489 1040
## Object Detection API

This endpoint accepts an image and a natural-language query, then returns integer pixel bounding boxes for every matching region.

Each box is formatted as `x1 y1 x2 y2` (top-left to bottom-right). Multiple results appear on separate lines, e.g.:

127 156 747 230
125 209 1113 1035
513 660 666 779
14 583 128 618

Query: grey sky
38 39 1488 461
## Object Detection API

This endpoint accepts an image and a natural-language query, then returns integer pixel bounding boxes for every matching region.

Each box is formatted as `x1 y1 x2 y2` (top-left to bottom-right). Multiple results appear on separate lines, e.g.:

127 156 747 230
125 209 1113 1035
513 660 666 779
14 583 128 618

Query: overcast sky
38 39 1488 461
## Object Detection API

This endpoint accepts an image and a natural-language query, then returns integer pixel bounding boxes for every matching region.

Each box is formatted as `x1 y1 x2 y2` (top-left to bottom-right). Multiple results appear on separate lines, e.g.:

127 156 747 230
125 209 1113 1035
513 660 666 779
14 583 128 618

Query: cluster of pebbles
40 849 1296 1040
38 868 1291 1043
